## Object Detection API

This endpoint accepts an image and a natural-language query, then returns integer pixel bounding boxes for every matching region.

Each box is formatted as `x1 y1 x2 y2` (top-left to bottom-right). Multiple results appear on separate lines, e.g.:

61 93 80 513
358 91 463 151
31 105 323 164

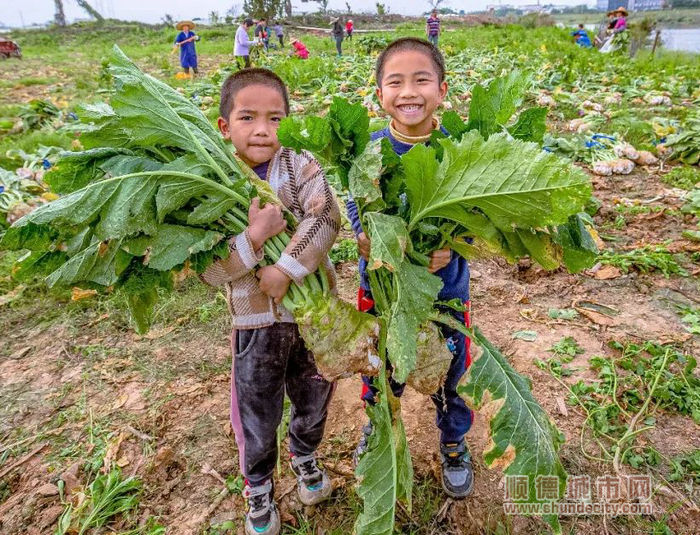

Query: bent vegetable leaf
460 328 567 533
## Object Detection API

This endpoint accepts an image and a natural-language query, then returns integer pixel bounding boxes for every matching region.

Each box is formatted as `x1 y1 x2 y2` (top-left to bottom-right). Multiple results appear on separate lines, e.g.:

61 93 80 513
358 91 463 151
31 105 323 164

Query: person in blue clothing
346 37 474 499
571 24 593 48
174 20 201 75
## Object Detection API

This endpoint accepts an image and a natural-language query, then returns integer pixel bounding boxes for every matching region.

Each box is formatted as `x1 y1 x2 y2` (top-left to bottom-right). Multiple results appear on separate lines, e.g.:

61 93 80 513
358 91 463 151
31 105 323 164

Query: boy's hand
248 197 287 251
357 232 371 260
428 247 451 273
256 265 291 304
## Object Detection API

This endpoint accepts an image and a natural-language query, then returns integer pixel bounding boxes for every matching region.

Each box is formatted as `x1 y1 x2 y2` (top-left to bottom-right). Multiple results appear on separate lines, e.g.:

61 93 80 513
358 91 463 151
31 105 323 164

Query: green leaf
0 222 57 251
363 213 410 272
123 224 223 271
466 72 527 138
355 373 412 535
459 328 566 532
554 214 599 273
187 193 237 225
44 148 136 193
109 46 235 177
387 261 443 383
441 110 469 140
348 142 384 209
400 132 593 271
277 115 332 153
508 107 548 144
46 239 124 288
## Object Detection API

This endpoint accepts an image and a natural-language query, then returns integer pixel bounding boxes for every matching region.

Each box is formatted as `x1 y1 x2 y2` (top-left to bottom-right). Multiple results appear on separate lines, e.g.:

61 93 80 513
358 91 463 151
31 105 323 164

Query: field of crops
1 19 699 535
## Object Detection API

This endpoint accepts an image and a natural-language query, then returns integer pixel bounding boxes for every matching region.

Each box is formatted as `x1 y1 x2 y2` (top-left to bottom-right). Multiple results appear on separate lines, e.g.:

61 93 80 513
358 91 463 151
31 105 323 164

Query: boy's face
218 84 285 168
376 50 447 137
182 25 190 32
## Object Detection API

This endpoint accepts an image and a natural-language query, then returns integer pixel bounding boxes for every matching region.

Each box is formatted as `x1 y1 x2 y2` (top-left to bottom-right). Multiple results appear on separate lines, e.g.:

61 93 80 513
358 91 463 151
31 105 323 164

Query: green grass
598 245 688 277
662 166 700 190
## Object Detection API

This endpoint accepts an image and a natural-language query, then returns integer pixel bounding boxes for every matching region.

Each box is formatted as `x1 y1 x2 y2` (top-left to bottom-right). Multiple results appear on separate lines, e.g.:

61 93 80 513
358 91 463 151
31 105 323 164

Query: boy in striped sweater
202 69 340 535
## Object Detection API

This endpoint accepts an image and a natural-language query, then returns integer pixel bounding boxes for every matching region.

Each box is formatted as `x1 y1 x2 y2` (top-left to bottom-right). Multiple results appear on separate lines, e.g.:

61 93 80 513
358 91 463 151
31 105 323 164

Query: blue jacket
346 127 470 302
175 31 199 68
572 29 593 48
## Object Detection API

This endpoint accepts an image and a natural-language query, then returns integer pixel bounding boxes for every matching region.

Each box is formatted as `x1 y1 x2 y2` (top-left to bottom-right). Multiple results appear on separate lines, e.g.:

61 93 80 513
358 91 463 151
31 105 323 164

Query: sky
2 1 595 28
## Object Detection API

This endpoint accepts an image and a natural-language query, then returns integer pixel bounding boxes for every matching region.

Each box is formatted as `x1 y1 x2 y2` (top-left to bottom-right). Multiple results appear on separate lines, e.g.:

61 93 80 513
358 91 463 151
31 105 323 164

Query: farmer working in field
202 68 340 535
346 37 475 499
173 20 200 76
331 17 344 57
235 18 259 69
572 24 593 48
290 37 309 59
345 18 354 40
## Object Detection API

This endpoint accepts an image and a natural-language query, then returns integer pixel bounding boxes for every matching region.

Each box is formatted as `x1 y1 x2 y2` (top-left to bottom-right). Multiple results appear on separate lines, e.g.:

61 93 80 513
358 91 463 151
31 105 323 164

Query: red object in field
0 38 22 59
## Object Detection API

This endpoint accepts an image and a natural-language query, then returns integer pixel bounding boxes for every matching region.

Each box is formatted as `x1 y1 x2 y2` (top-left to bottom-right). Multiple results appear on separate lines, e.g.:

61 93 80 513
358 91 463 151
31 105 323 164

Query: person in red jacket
345 19 354 40
290 38 309 59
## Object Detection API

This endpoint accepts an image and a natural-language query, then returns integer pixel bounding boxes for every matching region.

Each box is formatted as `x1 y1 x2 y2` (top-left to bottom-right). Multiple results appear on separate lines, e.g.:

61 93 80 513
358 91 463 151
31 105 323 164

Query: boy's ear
217 117 230 139
375 86 383 106
438 80 448 101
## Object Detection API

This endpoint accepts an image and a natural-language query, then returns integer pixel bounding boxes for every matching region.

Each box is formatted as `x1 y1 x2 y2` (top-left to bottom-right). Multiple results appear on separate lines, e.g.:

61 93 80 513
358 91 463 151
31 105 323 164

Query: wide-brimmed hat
329 17 339 24
607 10 616 16
614 7 628 16
176 20 195 30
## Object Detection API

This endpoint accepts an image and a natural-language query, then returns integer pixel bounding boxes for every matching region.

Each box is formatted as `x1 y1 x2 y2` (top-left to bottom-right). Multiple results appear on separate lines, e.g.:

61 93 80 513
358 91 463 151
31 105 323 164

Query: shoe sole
441 473 474 499
297 472 333 506
245 509 281 535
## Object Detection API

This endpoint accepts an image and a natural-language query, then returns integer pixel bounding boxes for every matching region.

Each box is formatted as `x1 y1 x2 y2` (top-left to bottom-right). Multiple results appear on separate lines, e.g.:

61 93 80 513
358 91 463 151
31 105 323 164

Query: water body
660 28 700 53
580 24 700 53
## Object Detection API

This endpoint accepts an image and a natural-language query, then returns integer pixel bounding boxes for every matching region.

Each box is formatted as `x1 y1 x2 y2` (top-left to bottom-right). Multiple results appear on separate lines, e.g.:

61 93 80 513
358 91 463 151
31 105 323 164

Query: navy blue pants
358 289 474 444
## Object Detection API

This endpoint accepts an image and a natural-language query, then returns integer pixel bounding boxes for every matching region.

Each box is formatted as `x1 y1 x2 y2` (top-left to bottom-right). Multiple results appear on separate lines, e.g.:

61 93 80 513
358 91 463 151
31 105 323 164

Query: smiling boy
202 69 341 535
346 37 475 499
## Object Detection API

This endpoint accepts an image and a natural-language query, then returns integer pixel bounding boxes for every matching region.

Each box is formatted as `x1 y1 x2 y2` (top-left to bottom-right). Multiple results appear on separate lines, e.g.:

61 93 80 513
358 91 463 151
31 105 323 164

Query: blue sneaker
290 454 332 505
352 422 373 466
244 480 280 535
440 440 474 499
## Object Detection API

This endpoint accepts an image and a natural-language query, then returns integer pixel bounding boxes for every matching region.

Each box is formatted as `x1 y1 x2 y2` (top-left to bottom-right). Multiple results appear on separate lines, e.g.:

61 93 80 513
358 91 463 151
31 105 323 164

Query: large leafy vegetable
280 89 596 534
0 47 379 374
666 114 700 165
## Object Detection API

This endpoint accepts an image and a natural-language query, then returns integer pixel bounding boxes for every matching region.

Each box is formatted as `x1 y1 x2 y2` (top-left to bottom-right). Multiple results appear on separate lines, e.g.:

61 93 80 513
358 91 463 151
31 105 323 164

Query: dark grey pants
230 323 334 485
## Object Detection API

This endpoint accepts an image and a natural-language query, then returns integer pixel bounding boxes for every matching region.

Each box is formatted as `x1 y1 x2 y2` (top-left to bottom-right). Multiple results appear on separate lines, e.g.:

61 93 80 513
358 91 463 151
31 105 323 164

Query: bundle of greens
0 46 378 375
666 114 700 165
278 74 597 534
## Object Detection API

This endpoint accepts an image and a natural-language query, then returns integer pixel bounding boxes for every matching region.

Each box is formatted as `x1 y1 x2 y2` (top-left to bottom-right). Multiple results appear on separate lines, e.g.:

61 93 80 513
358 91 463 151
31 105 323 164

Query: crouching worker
201 68 341 535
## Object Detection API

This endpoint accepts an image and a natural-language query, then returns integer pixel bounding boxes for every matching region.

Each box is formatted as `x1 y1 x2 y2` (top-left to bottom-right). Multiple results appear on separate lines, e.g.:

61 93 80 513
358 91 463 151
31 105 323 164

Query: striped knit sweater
201 147 341 329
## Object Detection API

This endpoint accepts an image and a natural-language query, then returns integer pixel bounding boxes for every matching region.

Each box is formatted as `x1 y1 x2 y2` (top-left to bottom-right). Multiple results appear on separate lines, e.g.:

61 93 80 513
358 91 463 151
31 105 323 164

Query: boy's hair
219 68 290 118
578 23 584 28
375 37 445 87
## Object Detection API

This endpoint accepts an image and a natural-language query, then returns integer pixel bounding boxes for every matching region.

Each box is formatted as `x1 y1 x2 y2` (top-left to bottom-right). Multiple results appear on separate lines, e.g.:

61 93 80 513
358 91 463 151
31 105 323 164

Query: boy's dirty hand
256 265 291 304
357 232 371 260
248 197 287 250
428 247 451 273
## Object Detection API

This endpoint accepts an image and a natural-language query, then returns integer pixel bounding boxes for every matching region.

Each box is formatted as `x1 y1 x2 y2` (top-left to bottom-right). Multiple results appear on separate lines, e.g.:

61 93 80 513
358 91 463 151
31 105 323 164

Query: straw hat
176 20 195 30
614 7 628 16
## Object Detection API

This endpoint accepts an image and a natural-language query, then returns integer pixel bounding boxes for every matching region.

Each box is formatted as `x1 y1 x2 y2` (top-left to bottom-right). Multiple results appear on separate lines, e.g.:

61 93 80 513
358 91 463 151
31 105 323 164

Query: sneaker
290 453 332 505
243 480 280 535
440 440 474 499
352 422 373 466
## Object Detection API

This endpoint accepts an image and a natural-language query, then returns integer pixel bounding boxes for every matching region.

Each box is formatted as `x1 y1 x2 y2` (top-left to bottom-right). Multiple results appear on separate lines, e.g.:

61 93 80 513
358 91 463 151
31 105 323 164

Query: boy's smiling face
218 84 285 168
376 49 447 137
